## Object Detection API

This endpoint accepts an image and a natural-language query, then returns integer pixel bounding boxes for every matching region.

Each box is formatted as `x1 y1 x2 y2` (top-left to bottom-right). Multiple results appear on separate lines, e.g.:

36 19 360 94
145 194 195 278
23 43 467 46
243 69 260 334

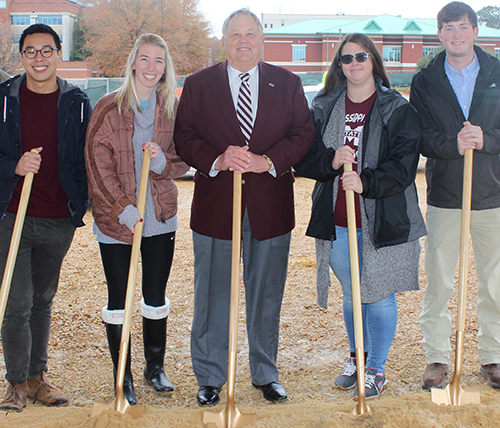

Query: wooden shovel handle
114 150 151 407
0 148 39 331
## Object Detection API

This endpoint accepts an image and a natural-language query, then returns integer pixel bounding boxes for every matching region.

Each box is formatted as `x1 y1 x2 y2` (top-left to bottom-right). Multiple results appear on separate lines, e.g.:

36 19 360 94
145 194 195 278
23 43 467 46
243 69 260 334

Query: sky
197 0 494 38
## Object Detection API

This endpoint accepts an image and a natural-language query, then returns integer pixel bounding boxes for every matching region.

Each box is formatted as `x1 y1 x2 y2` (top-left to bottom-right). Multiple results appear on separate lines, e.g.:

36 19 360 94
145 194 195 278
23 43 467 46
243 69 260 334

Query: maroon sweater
7 83 70 218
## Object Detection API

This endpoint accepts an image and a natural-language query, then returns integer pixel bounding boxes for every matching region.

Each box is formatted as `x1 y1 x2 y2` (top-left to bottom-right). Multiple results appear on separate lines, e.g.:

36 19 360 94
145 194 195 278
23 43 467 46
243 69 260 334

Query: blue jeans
0 214 75 384
330 226 398 373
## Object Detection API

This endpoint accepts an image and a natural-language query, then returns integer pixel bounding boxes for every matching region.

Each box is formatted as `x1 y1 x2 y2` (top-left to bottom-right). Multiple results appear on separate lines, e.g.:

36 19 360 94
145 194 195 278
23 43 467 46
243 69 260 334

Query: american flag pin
269 83 274 87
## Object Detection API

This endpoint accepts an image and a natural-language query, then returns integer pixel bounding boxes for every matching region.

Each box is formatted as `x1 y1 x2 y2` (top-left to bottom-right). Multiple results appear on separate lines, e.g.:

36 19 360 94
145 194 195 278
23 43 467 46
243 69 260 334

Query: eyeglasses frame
339 52 371 65
21 46 59 60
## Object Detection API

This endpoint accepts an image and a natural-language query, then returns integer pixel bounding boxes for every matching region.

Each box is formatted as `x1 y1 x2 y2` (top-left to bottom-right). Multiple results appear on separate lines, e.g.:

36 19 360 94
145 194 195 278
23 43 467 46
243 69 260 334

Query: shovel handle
226 171 243 406
114 150 151 406
0 149 39 331
344 163 368 414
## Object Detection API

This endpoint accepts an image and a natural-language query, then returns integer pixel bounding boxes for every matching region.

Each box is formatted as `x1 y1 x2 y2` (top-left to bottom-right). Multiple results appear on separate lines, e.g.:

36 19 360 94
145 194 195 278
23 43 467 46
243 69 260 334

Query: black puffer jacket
295 78 426 248
410 46 500 210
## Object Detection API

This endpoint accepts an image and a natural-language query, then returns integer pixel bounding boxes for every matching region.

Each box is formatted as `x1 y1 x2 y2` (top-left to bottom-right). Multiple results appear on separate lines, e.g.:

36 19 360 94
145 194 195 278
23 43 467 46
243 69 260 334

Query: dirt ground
0 171 498 428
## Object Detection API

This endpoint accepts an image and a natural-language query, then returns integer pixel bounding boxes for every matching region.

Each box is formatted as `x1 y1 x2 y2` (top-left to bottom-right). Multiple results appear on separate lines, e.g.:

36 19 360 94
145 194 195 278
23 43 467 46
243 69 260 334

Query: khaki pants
419 205 500 365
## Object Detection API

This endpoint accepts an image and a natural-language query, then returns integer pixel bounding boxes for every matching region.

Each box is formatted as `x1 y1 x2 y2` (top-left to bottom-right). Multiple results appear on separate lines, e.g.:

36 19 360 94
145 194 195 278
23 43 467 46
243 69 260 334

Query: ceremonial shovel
91 150 151 419
0 149 38 421
344 163 369 415
203 172 256 428
431 149 480 406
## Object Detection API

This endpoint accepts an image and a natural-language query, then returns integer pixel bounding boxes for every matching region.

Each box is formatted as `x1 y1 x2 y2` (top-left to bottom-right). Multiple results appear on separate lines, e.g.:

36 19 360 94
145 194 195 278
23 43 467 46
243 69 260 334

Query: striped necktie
237 72 253 145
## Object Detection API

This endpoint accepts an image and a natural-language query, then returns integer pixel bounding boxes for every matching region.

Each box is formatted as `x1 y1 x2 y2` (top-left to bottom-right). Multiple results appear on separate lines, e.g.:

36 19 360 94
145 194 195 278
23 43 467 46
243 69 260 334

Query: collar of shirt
444 52 479 120
227 63 259 124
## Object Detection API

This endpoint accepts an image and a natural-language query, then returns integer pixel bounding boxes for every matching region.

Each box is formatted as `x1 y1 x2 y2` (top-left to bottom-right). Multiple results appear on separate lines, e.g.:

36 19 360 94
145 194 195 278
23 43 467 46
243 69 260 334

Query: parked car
303 84 324 108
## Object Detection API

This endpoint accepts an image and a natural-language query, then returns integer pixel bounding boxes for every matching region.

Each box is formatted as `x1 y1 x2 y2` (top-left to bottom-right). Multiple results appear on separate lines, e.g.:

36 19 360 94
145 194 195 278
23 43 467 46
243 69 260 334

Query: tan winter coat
85 92 189 244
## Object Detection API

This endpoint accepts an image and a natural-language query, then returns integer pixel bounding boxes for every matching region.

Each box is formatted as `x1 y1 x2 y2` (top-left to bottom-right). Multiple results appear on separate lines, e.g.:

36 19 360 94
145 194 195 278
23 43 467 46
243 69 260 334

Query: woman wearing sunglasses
295 33 425 400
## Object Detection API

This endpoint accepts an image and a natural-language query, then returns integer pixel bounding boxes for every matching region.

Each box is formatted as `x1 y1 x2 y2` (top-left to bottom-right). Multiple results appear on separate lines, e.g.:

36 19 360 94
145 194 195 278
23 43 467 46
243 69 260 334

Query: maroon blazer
174 61 315 240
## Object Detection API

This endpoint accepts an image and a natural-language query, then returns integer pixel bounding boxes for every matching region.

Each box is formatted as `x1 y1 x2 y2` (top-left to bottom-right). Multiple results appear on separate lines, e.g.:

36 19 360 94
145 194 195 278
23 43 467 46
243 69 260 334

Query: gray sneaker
353 368 387 400
334 358 357 390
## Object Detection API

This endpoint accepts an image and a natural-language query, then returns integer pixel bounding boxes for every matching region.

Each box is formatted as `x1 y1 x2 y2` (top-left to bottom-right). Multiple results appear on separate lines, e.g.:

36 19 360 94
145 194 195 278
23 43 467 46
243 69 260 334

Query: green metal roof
264 14 500 38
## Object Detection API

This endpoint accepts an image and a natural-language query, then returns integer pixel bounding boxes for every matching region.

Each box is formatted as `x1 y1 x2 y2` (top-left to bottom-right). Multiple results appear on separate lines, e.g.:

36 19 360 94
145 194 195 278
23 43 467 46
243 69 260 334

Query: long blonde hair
114 34 177 119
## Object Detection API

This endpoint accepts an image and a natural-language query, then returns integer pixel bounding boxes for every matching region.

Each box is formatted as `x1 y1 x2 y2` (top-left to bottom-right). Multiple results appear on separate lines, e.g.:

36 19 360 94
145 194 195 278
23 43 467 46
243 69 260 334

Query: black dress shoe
252 381 288 402
196 386 221 406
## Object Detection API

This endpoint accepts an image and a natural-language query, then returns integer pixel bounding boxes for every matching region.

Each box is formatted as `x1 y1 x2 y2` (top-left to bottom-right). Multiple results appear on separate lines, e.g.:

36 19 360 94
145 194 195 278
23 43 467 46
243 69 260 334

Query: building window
0 1 6 8
496 48 500 60
270 23 273 28
11 15 31 25
38 15 63 26
423 46 441 58
292 45 306 62
264 23 267 28
383 46 401 62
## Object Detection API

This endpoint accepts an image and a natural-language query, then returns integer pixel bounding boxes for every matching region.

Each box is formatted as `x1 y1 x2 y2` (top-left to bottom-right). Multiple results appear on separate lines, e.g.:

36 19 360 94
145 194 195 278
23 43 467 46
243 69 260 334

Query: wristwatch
263 155 273 171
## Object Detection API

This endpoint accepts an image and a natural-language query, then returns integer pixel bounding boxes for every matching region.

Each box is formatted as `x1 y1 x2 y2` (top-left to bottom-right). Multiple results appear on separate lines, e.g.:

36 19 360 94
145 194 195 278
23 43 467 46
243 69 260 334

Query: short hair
114 33 177 119
437 2 478 30
222 8 263 37
324 33 390 95
19 23 61 52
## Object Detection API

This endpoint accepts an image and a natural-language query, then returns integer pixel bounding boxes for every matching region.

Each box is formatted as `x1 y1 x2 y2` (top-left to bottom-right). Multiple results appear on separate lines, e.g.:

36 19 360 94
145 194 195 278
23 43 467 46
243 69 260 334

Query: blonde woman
85 34 188 404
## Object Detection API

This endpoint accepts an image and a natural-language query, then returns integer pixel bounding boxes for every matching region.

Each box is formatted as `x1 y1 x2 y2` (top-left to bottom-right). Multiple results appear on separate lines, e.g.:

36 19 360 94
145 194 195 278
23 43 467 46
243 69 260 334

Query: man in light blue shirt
411 1 500 392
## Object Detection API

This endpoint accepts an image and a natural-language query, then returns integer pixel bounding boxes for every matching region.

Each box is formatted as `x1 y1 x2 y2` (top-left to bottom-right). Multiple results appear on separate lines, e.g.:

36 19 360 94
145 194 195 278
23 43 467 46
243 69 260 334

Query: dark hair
19 23 62 52
324 33 390 95
437 2 477 30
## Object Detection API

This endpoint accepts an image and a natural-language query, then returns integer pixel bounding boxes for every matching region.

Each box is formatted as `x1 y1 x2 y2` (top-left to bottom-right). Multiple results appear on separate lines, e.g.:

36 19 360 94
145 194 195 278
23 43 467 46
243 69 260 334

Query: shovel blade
431 384 480 406
203 405 256 428
91 401 144 419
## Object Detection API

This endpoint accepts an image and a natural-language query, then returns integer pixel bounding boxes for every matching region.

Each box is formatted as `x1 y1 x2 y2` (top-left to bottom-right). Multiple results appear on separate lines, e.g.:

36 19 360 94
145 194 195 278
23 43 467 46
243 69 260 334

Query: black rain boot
105 323 137 405
143 317 174 393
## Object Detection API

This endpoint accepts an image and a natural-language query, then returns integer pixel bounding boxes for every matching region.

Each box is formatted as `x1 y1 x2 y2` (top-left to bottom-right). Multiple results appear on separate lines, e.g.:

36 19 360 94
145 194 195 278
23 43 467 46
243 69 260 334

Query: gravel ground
0 172 498 428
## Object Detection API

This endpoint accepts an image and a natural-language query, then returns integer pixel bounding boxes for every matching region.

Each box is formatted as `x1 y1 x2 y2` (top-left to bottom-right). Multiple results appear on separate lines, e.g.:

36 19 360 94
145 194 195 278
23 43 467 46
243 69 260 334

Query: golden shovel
203 172 256 428
431 149 480 406
0 149 38 420
91 150 152 419
344 163 369 415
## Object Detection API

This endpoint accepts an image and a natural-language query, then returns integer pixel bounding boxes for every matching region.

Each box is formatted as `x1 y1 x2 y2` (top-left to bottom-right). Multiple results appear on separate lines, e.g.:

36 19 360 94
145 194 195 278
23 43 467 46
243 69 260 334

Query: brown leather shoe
481 364 500 389
27 372 70 406
0 382 28 412
422 363 448 389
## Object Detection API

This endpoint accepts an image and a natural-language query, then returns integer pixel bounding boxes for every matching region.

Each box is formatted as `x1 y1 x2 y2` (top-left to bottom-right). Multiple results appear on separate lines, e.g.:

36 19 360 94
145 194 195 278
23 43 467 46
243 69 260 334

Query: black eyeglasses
340 52 370 65
21 47 59 59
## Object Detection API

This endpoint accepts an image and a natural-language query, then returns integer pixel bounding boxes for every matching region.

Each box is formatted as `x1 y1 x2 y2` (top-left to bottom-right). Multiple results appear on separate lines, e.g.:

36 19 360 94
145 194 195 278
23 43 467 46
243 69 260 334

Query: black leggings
99 232 175 310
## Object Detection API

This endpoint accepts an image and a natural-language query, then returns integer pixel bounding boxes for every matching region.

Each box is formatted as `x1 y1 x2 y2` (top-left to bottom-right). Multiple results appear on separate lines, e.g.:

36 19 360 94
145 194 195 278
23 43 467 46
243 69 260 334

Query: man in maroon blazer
174 8 315 406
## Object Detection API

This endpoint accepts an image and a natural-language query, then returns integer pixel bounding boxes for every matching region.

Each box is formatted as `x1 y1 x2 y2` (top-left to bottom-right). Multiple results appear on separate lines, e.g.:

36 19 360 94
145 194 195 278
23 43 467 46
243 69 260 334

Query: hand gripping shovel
431 149 480 406
0 149 38 420
344 163 369 415
91 150 151 419
203 172 256 428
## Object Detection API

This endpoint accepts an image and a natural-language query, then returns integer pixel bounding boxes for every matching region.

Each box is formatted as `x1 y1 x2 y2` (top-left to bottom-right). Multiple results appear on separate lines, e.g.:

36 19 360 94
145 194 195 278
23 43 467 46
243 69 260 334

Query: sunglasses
340 52 370 65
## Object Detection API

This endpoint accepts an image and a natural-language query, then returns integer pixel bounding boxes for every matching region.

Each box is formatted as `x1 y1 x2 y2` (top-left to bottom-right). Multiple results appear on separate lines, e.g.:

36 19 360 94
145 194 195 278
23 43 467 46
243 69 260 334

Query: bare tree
82 0 211 76
0 22 22 76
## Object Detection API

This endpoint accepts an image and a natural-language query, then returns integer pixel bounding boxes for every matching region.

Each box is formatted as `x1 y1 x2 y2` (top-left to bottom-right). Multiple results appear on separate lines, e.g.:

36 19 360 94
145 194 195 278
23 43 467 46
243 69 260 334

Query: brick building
263 14 500 74
1 0 84 62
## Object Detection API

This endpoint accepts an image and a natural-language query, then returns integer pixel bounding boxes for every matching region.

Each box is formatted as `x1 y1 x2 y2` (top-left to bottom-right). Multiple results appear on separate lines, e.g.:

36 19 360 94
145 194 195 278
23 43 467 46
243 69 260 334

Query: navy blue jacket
0 74 92 227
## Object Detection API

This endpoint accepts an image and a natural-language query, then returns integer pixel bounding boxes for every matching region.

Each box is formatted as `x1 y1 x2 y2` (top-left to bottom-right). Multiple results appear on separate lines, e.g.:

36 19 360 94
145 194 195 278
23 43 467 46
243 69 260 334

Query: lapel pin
269 83 275 87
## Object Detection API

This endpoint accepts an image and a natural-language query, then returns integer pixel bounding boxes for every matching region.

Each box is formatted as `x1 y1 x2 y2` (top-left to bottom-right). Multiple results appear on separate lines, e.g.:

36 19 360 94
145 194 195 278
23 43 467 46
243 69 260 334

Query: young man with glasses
411 1 500 390
0 23 92 411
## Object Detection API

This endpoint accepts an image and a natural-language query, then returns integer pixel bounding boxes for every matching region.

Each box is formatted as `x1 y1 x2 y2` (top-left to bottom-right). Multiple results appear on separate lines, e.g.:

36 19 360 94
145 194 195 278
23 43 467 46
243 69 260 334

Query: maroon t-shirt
7 83 70 219
334 91 377 228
